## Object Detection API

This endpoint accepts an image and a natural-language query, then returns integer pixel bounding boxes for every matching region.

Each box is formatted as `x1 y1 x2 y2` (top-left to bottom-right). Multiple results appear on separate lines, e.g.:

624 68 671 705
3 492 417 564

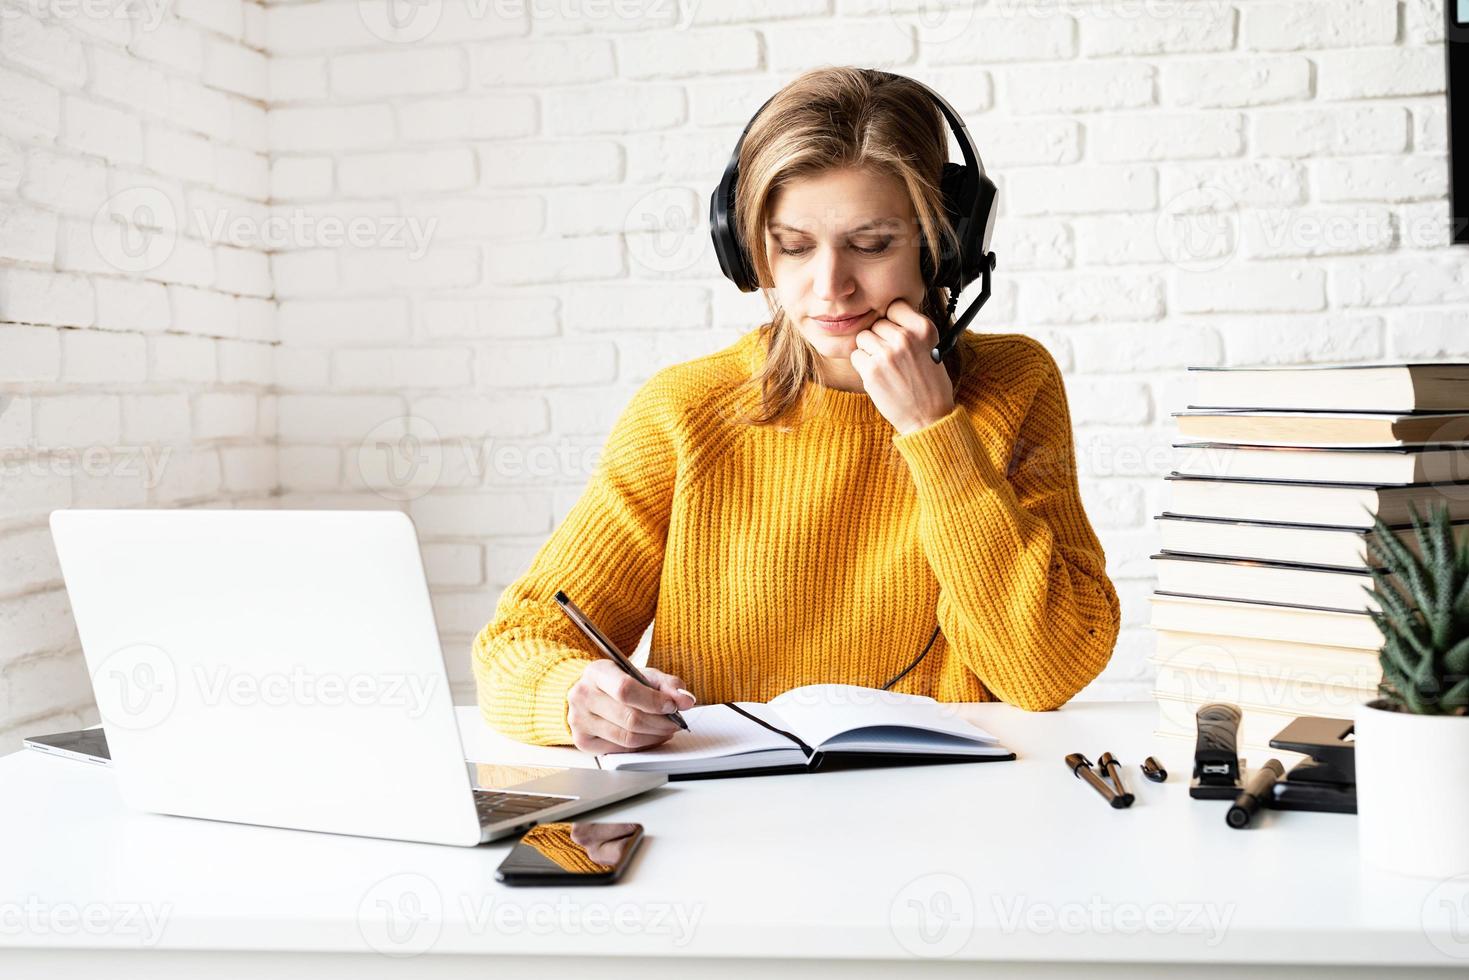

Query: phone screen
24 727 111 764
495 822 644 885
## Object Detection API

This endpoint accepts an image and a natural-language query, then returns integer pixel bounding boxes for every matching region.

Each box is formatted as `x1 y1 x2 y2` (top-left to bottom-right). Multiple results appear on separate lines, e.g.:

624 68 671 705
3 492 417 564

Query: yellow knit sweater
473 326 1121 746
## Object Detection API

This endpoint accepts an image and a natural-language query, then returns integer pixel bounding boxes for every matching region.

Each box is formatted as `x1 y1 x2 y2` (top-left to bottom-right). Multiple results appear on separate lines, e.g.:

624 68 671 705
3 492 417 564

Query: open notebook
595 684 1015 780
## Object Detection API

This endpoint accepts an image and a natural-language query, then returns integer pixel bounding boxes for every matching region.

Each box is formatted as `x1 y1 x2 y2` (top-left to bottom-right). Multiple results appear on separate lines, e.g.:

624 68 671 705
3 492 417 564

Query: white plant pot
1355 699 1469 878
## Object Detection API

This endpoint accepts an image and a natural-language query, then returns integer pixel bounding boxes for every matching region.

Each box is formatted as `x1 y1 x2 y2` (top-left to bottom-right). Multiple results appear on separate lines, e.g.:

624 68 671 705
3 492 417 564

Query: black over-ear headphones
708 69 999 364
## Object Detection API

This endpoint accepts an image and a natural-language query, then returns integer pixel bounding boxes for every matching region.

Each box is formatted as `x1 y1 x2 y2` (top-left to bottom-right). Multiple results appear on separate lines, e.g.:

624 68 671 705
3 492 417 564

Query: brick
1388 310 1469 358
332 347 475 389
485 235 621 285
20 150 108 217
419 294 559 339
1022 274 1166 325
691 0 826 26
62 97 144 165
765 20 914 70
270 56 329 103
275 394 403 441
398 95 537 143
331 48 467 99
1079 4 1235 56
1316 48 1446 101
980 119 1080 166
0 528 62 599
616 28 762 78
407 492 552 539
339 246 480 291
1070 324 1222 374
0 8 87 87
475 339 617 388
269 105 395 153
481 140 622 188
0 66 59 141
564 284 709 331
472 36 616 87
202 37 268 100
0 393 29 448
1161 160 1305 208
215 245 273 299
129 17 206 75
0 592 77 666
0 325 60 382
269 249 338 297
279 298 412 347
1254 105 1408 157
338 148 477 196
925 12 1077 63
271 157 334 201
1089 112 1243 162
149 333 217 383
34 394 122 448
1174 265 1327 314
544 85 686 136
1004 165 1156 216
421 543 483 587
1219 314 1383 366
625 131 731 183
60 329 147 384
90 46 171 120
214 144 270 202
0 201 58 265
1312 155 1448 204
401 196 541 241
221 445 276 494
0 269 94 328
122 393 191 443
1007 63 1155 114
170 286 240 339
167 76 233 141
218 339 273 385
1242 0 1397 51
194 392 259 440
267 0 519 54
1330 257 1469 308
177 0 245 39
143 126 215 184
1162 56 1311 108
0 137 18 193
408 393 548 439
152 446 223 504
1241 204 1393 259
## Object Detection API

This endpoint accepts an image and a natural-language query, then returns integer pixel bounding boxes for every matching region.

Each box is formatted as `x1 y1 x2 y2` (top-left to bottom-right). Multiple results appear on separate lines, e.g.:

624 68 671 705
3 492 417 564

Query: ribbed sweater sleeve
472 373 678 745
889 342 1120 711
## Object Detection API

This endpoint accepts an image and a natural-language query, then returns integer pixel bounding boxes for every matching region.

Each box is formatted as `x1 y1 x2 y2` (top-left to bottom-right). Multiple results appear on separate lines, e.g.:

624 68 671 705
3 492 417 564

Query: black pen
553 590 690 732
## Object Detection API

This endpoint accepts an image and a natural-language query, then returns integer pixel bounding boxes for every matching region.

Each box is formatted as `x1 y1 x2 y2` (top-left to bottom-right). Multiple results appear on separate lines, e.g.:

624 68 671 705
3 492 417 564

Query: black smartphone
22 727 111 766
495 822 644 886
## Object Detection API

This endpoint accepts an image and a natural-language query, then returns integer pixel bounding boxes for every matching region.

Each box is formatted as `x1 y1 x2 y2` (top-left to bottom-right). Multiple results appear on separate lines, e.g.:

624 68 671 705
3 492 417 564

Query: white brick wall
1 0 1459 749
0 0 275 750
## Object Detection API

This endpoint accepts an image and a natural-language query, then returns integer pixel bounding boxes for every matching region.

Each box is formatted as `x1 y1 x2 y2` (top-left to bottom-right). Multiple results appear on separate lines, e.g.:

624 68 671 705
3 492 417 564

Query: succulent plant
1362 500 1469 716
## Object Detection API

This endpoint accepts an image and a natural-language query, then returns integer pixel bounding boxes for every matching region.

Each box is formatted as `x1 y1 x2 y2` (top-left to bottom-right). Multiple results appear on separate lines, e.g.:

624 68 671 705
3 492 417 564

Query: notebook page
767 684 1000 751
597 703 805 772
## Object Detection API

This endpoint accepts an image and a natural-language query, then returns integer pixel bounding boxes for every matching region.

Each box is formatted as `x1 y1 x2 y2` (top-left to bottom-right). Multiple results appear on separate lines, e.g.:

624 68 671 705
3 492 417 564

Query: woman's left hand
849 298 956 436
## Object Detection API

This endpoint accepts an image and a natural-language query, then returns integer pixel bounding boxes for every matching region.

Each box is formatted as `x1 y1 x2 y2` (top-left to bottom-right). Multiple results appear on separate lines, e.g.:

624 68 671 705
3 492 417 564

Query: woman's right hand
566 660 697 753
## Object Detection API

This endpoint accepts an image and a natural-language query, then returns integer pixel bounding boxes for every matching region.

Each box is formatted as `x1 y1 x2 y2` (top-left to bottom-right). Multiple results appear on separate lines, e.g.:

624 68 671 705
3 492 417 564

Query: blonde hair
729 67 964 427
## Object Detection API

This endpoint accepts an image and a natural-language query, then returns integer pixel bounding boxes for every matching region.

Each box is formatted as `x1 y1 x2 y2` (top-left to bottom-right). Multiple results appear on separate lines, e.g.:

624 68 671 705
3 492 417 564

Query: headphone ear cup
924 162 968 288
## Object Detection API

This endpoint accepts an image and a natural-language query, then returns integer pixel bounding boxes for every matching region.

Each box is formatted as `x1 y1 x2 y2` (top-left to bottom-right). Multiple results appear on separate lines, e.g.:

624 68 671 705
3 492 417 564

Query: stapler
1187 702 1358 825
1265 715 1357 814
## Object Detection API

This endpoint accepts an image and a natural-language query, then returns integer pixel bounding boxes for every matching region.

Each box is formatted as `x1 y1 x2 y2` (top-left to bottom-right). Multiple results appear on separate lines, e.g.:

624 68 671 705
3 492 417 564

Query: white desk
0 702 1463 978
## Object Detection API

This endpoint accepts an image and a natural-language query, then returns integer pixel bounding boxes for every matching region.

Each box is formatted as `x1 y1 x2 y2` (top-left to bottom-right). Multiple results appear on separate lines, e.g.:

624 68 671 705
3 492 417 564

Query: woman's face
764 166 928 377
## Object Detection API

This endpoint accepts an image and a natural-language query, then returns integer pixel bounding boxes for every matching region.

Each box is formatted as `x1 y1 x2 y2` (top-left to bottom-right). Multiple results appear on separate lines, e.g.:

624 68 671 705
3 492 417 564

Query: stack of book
1147 363 1469 752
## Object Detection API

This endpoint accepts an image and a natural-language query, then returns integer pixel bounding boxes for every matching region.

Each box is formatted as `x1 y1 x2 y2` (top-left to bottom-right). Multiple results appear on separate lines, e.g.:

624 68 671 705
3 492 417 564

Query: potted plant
1357 500 1469 878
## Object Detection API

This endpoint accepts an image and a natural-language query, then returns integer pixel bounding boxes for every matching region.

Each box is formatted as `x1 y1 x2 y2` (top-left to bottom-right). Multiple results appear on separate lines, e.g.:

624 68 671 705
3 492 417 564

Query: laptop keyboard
473 789 574 826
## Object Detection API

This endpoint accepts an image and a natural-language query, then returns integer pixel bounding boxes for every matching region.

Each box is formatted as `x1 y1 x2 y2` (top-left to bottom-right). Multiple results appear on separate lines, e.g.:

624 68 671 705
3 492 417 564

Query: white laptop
48 509 665 847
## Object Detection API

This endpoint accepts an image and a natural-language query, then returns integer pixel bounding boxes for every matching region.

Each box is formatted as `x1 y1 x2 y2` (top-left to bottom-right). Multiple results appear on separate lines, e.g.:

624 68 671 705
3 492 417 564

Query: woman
474 67 1121 753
